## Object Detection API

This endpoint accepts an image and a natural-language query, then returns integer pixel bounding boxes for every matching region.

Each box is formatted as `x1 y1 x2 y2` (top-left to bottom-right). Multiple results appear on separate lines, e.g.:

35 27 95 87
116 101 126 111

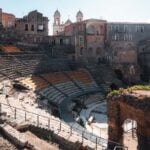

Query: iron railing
0 102 128 150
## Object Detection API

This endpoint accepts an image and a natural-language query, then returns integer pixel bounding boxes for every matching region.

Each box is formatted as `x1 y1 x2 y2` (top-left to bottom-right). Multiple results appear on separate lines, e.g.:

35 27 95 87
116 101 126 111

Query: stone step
0 124 28 148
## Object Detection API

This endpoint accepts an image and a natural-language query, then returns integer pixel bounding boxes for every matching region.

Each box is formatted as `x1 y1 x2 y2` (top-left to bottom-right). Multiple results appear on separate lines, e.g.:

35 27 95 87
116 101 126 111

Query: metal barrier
0 102 128 150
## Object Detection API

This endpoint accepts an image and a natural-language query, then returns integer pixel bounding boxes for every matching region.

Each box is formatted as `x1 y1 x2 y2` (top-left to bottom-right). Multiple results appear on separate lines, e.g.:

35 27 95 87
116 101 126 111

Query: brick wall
2 12 15 28
107 92 150 150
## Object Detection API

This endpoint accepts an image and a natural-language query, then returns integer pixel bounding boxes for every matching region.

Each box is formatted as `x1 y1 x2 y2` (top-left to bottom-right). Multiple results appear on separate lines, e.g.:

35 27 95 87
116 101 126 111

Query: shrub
108 85 150 97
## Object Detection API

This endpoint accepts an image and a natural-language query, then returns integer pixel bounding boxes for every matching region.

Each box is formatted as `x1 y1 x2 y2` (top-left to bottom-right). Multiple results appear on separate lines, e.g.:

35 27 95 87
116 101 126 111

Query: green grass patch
108 85 150 97
128 85 150 91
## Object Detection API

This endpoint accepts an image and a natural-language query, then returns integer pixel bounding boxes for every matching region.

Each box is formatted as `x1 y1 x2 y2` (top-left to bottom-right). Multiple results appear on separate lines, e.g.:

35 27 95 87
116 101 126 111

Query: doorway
114 69 123 80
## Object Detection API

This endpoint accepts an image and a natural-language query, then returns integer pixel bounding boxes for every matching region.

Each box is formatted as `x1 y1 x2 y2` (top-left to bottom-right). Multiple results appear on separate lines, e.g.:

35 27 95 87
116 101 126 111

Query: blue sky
1 0 149 34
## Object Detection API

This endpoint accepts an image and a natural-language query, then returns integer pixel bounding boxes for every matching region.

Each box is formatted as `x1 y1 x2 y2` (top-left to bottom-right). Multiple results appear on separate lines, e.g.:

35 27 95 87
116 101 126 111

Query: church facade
53 10 83 35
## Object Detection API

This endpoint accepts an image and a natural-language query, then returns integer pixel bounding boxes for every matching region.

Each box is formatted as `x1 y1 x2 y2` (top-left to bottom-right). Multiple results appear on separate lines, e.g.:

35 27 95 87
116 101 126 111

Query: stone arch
122 118 137 149
114 69 123 80
108 93 150 150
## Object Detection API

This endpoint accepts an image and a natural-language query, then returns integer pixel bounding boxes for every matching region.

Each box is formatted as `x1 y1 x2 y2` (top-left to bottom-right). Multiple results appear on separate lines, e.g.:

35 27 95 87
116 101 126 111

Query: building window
87 25 95 35
56 19 59 25
88 47 93 56
114 34 119 41
115 25 119 32
124 25 128 32
79 36 84 45
37 24 44 32
96 47 101 55
129 34 132 41
124 34 132 41
136 26 139 32
80 36 83 42
140 26 144 32
25 24 28 31
60 38 63 45
114 51 117 57
136 26 144 32
142 48 145 52
100 25 103 34
31 24 34 31
124 34 127 41
97 31 99 35
80 47 83 55
110 25 113 31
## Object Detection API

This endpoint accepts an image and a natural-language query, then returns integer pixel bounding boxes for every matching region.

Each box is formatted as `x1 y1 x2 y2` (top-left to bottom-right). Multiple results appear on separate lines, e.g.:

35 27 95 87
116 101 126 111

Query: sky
0 0 149 35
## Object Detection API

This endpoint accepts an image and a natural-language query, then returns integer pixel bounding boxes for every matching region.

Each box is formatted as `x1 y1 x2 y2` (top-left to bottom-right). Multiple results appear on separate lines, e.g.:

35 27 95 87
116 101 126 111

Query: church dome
54 10 61 17
76 10 83 17
65 19 72 25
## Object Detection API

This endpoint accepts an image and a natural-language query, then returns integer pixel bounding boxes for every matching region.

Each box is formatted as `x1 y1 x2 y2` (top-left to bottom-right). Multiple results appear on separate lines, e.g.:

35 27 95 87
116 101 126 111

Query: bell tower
76 10 83 22
53 9 61 35
54 9 61 25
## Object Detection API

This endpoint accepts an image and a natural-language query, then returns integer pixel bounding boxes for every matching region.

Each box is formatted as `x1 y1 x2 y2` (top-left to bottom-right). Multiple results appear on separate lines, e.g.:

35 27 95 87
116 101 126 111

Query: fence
0 102 128 150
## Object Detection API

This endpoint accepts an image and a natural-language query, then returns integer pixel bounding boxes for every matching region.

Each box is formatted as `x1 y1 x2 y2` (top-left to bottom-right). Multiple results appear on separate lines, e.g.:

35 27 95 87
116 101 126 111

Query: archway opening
122 119 138 150
110 83 119 91
60 38 63 45
140 65 149 82
114 69 123 80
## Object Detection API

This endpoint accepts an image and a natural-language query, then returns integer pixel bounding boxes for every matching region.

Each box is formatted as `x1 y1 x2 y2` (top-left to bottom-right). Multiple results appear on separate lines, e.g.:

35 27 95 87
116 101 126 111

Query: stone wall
106 41 137 64
64 19 106 63
19 125 89 150
15 10 48 36
2 13 15 28
0 9 15 28
107 91 150 150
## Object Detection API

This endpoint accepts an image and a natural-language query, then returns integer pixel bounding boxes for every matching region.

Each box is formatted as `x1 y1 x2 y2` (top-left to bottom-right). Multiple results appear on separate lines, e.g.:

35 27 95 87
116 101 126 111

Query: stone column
107 99 123 149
